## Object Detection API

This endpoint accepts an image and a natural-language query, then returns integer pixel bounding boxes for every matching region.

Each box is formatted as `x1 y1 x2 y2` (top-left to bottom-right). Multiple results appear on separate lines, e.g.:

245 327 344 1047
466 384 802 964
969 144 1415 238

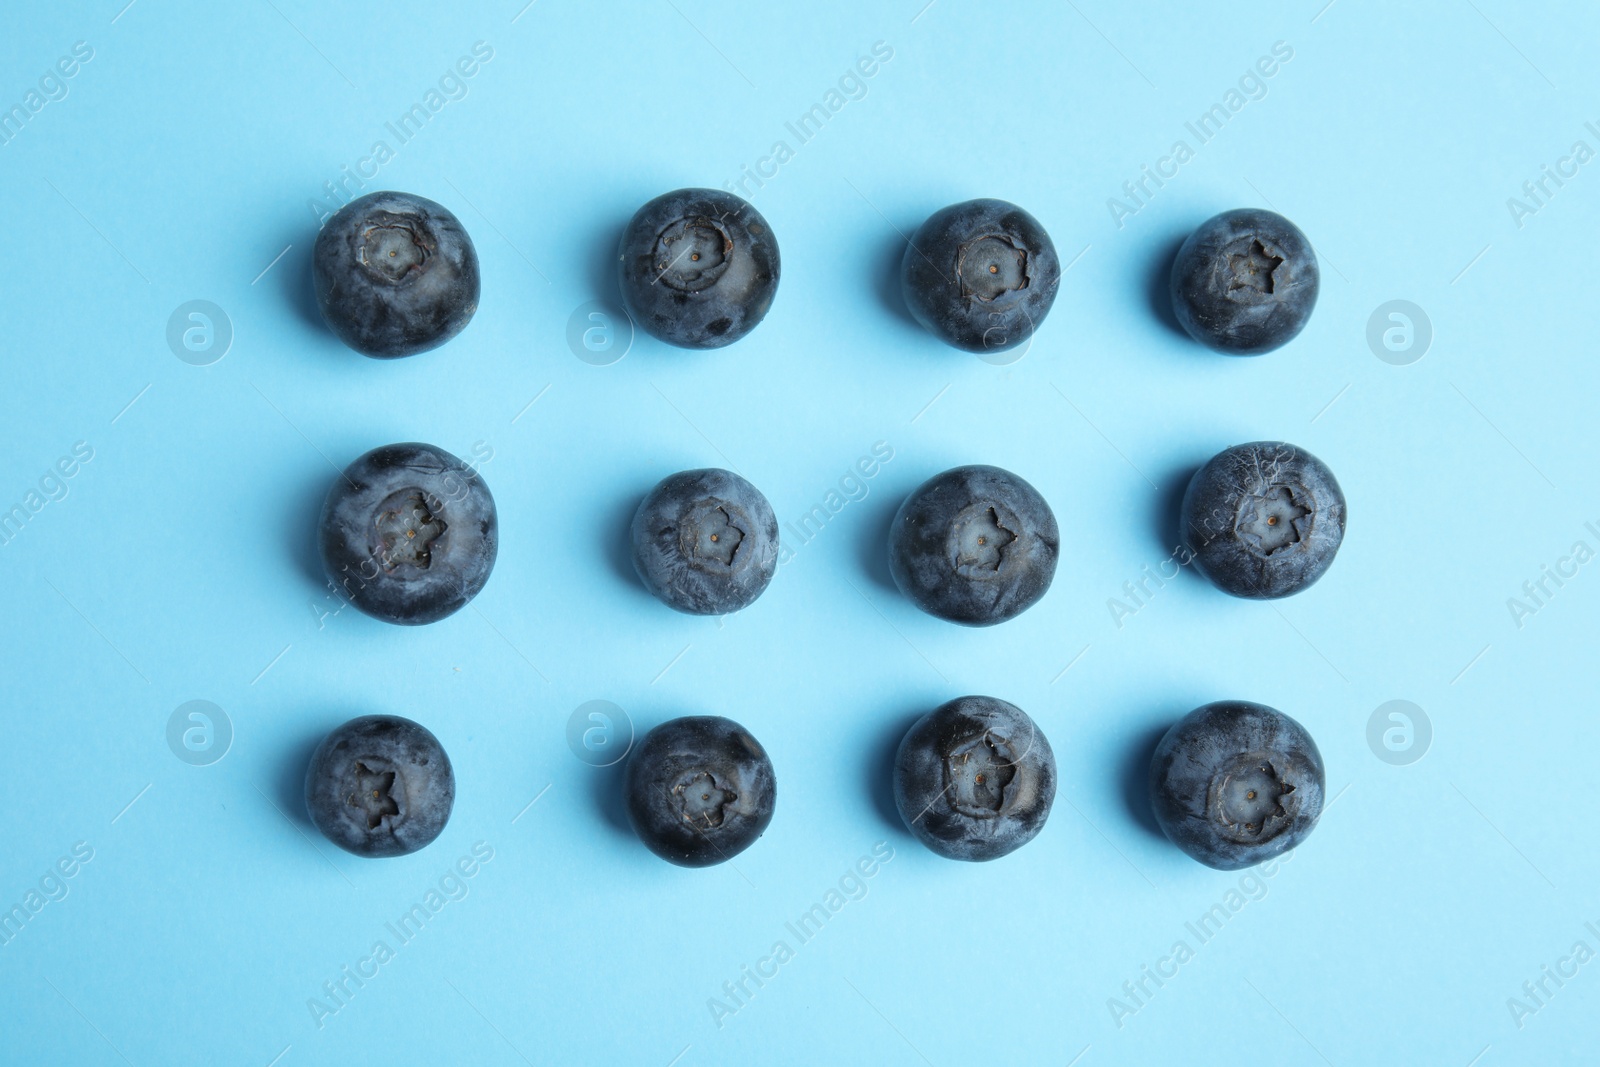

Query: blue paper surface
2 1 1598 1063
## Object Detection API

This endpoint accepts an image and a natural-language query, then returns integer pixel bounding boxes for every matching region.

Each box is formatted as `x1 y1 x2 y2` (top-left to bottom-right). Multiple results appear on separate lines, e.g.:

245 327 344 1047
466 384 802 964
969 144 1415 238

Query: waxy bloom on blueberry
888 465 1058 625
313 191 481 359
1149 700 1324 870
617 188 780 349
631 468 778 615
319 442 498 625
1181 441 1345 599
625 716 776 867
894 696 1055 861
305 715 455 858
1169 208 1318 355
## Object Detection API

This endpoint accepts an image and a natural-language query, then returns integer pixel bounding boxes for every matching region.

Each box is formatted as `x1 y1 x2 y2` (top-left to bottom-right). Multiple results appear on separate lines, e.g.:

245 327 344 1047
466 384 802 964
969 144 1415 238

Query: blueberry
616 188 779 349
1181 441 1345 599
900 198 1060 354
624 716 776 867
1148 700 1324 870
631 468 778 615
1169 208 1318 355
312 191 480 359
304 715 454 858
893 696 1055 862
319 442 498 625
888 465 1058 625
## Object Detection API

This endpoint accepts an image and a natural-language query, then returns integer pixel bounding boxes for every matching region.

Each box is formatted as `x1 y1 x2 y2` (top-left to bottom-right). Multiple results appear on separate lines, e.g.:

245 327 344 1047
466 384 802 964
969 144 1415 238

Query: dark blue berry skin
319 442 498 625
617 188 780 349
313 191 481 359
305 715 455 858
625 716 776 868
894 696 1055 862
631 468 778 615
1169 208 1318 355
888 465 1058 625
1149 700 1324 870
901 198 1060 354
1181 441 1345 600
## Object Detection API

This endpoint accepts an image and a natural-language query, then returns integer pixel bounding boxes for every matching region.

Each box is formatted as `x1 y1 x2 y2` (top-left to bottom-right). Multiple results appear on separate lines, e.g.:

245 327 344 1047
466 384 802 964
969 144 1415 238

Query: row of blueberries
305 697 1323 871
305 186 1336 872
320 438 1344 628
314 188 1319 359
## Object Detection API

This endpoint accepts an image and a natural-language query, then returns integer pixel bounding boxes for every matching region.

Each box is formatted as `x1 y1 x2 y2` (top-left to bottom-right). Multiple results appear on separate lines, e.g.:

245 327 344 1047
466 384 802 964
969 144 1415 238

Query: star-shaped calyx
1235 485 1309 557
1226 238 1283 295
1215 756 1294 839
376 492 448 569
350 762 400 829
951 504 1017 575
674 771 736 829
687 506 744 566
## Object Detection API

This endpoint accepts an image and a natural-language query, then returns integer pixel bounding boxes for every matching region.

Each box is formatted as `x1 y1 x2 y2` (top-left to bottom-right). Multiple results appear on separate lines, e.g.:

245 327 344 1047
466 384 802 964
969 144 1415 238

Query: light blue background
2 1 1597 1064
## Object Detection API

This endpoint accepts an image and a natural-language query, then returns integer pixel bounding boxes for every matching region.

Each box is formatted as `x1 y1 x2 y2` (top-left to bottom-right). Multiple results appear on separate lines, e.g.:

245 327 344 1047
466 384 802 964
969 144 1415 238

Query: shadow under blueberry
866 708 925 838
1151 462 1201 562
1144 230 1192 343
587 759 636 841
586 217 625 305
1120 720 1173 843
873 226 922 334
854 487 904 595
289 465 333 591
273 727 328 830
603 490 651 599
278 236 325 337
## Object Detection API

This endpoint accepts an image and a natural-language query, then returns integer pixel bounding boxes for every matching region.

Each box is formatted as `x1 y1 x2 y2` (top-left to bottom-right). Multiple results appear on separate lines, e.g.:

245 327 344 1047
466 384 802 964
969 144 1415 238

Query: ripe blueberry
625 716 776 867
888 465 1058 625
1148 700 1324 870
1181 441 1345 599
305 715 455 858
1169 208 1318 355
617 188 780 349
319 442 498 625
631 468 778 615
312 191 481 359
894 696 1055 861
901 198 1060 354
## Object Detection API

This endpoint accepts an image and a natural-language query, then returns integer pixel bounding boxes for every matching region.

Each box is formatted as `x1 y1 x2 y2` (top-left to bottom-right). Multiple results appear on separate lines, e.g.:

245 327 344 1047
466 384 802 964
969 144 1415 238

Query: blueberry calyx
1235 485 1309 557
358 215 432 284
957 234 1030 301
1210 752 1295 841
943 730 1019 818
374 490 448 571
655 218 733 292
1226 238 1282 295
680 502 746 570
675 771 736 829
948 502 1019 578
351 761 401 829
